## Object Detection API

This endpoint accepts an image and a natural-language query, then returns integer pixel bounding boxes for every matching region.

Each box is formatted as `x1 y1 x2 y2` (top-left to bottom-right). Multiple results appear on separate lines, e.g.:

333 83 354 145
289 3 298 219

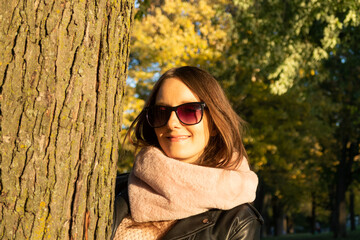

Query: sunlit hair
126 66 248 169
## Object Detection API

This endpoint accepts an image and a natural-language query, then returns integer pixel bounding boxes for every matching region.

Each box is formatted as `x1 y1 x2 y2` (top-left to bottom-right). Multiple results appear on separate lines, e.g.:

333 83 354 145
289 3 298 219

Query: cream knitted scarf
128 146 258 222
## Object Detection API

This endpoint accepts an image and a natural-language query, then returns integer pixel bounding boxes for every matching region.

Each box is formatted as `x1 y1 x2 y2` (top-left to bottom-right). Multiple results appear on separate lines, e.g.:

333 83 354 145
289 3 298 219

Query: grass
262 229 360 240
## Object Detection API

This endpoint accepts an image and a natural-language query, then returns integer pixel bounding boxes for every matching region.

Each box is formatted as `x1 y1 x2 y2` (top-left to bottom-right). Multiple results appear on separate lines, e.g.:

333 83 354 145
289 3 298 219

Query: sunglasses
145 102 206 128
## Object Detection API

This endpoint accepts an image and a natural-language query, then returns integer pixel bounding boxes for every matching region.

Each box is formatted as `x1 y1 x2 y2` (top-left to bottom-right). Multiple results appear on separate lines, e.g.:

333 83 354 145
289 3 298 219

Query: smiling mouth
166 136 190 142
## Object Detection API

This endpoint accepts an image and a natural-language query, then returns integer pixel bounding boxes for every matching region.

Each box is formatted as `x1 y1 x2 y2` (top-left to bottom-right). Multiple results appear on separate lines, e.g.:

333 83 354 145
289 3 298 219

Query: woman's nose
167 111 181 129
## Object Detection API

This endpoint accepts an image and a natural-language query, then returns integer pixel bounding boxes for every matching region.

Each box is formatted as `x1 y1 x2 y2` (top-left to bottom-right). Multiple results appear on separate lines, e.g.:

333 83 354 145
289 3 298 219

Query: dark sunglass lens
148 106 170 127
177 103 203 124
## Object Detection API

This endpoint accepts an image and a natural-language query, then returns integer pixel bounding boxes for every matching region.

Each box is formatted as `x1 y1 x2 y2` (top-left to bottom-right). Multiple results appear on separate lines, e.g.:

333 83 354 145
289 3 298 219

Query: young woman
112 66 263 239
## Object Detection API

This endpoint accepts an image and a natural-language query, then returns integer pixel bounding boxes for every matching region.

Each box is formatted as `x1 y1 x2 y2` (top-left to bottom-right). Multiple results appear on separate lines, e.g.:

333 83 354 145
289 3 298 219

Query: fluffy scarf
128 146 258 222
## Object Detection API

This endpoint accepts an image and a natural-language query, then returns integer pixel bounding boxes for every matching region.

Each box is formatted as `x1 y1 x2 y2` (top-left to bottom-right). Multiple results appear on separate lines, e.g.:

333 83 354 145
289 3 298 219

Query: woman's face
154 77 212 164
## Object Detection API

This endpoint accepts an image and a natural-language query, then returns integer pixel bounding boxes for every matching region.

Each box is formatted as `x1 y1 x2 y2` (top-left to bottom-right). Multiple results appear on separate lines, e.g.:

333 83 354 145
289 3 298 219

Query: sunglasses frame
145 102 206 128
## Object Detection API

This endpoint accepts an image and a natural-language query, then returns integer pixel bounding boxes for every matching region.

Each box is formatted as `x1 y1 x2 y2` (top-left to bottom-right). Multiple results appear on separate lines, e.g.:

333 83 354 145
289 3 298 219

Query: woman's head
128 66 247 169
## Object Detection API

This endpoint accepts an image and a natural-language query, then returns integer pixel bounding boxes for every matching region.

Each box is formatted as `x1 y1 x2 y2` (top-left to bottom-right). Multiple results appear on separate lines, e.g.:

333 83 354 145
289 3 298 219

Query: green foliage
222 0 360 94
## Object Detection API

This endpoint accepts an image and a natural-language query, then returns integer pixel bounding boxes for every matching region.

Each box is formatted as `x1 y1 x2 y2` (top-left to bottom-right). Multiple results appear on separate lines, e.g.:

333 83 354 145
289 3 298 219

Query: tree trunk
272 196 286 236
349 189 355 231
0 0 134 239
286 215 294 234
334 140 357 238
254 178 265 237
311 192 316 235
349 141 358 232
334 139 349 238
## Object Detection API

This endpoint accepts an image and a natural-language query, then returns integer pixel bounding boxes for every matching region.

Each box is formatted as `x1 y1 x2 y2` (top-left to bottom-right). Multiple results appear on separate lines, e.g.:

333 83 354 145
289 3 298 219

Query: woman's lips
166 135 190 142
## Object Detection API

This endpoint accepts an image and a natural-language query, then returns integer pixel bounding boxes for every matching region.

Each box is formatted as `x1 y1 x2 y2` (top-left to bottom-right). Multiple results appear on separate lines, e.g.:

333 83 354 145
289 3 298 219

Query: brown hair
127 66 247 169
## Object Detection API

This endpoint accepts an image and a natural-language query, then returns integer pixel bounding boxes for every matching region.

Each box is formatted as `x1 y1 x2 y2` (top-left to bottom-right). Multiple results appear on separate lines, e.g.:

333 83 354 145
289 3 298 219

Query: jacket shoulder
223 203 264 239
230 203 263 223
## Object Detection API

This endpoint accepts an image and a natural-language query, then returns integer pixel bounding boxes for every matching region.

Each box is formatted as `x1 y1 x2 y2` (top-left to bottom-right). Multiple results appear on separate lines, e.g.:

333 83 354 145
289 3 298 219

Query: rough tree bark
0 0 134 239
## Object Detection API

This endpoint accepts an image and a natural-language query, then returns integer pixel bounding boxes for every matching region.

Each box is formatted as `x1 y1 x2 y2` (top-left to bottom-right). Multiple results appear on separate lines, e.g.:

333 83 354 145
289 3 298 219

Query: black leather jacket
112 173 263 240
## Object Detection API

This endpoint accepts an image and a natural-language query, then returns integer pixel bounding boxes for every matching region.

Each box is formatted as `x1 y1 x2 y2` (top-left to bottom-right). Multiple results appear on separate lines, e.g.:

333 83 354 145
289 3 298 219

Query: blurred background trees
121 0 360 238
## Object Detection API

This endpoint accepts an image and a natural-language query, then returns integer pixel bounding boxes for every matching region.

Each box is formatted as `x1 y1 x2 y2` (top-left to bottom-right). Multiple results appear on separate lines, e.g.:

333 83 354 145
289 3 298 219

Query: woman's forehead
155 77 200 105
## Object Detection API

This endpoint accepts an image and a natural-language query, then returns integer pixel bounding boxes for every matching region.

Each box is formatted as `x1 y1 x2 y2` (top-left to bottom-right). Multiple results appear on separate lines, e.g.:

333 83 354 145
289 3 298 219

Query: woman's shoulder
224 203 263 223
211 203 264 232
217 203 263 239
208 204 264 240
